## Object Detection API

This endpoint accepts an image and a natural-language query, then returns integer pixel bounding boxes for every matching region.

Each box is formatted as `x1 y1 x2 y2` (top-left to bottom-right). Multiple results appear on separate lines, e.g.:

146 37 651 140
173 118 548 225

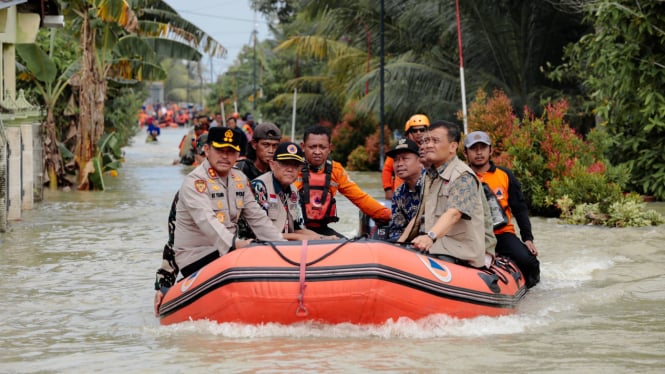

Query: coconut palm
270 0 586 130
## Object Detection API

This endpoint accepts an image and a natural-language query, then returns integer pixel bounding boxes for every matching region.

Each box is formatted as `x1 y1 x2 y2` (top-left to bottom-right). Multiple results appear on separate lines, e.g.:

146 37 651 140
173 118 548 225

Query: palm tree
270 0 586 129
61 0 226 190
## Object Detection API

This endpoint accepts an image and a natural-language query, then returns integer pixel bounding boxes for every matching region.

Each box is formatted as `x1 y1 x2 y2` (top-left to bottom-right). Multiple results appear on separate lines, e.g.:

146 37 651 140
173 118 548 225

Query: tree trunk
75 13 107 190
43 107 64 190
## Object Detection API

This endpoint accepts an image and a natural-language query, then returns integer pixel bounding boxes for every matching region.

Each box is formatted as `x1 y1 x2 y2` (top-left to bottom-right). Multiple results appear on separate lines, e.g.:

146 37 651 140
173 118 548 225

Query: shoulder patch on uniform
252 180 269 210
194 179 207 193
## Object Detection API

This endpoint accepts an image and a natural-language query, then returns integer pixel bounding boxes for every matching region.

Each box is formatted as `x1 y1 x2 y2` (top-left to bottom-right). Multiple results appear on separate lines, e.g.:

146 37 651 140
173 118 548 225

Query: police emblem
207 168 217 178
194 180 207 193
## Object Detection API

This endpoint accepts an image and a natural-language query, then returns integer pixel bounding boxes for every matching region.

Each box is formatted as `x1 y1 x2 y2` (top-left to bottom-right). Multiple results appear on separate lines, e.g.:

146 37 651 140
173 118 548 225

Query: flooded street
1 127 664 373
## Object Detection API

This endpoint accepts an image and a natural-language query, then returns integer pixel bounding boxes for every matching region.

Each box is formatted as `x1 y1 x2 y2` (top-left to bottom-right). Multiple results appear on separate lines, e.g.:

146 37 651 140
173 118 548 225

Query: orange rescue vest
299 160 338 227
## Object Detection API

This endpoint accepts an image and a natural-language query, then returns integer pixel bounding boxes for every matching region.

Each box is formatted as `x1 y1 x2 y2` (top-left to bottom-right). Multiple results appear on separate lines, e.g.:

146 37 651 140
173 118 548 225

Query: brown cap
253 122 281 140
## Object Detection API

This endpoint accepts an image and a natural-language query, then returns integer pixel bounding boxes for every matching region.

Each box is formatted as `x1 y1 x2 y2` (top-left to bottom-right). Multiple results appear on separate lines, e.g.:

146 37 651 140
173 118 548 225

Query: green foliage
547 162 624 213
16 43 56 83
330 109 378 167
88 132 125 191
465 88 663 226
347 145 370 171
551 0 665 200
557 193 665 227
105 85 148 147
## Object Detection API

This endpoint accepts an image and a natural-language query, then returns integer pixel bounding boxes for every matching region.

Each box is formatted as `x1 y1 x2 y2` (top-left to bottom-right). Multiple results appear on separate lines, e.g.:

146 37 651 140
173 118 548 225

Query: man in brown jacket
399 120 490 268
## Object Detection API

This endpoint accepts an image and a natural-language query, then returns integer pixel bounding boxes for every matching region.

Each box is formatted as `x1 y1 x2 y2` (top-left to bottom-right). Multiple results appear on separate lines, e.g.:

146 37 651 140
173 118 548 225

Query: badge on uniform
269 193 279 208
237 183 244 190
217 201 223 209
207 168 217 178
194 180 207 193
212 184 220 191
252 180 269 207
216 212 225 223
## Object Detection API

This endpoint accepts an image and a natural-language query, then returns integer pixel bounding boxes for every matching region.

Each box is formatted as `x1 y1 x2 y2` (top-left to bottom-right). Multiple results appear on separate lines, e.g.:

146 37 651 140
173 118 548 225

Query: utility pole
186 61 190 105
379 0 385 170
252 26 258 111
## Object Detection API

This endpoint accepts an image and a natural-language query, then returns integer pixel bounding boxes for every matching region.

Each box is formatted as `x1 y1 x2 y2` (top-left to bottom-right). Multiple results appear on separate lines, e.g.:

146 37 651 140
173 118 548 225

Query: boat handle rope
481 257 512 284
296 240 309 317
260 237 356 267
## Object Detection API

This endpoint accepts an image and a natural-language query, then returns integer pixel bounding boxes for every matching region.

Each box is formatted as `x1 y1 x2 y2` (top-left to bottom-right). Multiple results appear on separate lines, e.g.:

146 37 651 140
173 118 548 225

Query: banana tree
61 0 225 190
16 43 79 190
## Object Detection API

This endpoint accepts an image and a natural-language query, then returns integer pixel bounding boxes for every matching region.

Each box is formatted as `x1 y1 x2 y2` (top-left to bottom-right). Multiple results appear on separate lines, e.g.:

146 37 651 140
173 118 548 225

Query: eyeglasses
409 127 427 134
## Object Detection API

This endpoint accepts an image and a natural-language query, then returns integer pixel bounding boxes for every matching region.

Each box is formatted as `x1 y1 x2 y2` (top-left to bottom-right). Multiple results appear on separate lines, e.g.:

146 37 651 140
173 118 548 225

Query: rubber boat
158 238 527 325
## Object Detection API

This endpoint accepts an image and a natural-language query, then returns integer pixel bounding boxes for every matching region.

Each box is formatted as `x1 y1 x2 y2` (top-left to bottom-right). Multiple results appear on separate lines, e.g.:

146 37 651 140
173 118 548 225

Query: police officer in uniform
154 127 283 315
251 142 328 241
175 126 284 275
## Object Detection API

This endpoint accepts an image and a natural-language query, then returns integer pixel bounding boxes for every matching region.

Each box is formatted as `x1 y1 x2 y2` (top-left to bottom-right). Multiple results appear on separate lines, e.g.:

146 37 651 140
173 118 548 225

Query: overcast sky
165 0 272 80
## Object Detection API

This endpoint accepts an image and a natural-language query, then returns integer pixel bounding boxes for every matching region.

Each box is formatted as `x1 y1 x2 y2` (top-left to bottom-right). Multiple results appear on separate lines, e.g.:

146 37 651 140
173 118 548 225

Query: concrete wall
0 122 6 232
0 6 43 232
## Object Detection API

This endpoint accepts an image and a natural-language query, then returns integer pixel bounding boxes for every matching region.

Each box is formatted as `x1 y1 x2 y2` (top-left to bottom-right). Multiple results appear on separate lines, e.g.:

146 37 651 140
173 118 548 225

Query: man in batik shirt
386 138 424 241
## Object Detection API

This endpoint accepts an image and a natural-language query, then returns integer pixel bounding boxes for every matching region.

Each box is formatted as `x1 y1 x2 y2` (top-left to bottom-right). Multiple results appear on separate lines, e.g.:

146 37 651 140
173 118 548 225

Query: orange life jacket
299 159 338 227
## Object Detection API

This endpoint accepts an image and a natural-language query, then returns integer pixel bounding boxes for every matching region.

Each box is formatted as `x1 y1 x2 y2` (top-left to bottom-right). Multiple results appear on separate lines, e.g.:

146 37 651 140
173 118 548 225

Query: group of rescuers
153 115 541 315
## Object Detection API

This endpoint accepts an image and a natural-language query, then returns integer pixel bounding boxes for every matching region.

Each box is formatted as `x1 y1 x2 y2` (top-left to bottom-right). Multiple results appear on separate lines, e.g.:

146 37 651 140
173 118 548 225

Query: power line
177 9 269 25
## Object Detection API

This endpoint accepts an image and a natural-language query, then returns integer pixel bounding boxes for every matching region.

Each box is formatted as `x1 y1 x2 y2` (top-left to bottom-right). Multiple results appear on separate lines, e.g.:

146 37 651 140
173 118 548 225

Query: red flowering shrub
465 89 627 216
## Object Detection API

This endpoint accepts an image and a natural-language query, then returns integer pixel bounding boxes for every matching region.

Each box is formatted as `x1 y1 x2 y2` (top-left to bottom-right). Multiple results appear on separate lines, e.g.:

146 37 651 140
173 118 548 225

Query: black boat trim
159 263 527 318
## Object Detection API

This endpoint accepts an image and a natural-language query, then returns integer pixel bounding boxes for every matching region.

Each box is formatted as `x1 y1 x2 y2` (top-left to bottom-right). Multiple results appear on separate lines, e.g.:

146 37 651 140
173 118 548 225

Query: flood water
1 127 664 373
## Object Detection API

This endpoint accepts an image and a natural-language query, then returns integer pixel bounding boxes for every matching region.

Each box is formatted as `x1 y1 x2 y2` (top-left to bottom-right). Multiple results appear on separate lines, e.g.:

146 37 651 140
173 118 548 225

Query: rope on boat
296 240 309 317
256 239 359 317
261 237 356 267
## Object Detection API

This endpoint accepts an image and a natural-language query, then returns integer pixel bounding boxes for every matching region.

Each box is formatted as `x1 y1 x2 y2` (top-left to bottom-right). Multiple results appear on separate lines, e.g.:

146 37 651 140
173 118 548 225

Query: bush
465 88 664 226
557 193 665 227
347 145 370 171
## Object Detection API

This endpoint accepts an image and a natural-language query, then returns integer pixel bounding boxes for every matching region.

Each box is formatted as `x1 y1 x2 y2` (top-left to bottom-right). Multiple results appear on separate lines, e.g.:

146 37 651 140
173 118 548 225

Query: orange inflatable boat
158 239 527 325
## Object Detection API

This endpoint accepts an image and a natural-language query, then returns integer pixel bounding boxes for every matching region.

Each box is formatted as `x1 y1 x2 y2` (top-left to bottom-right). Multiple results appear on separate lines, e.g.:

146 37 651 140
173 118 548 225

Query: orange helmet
404 114 430 132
